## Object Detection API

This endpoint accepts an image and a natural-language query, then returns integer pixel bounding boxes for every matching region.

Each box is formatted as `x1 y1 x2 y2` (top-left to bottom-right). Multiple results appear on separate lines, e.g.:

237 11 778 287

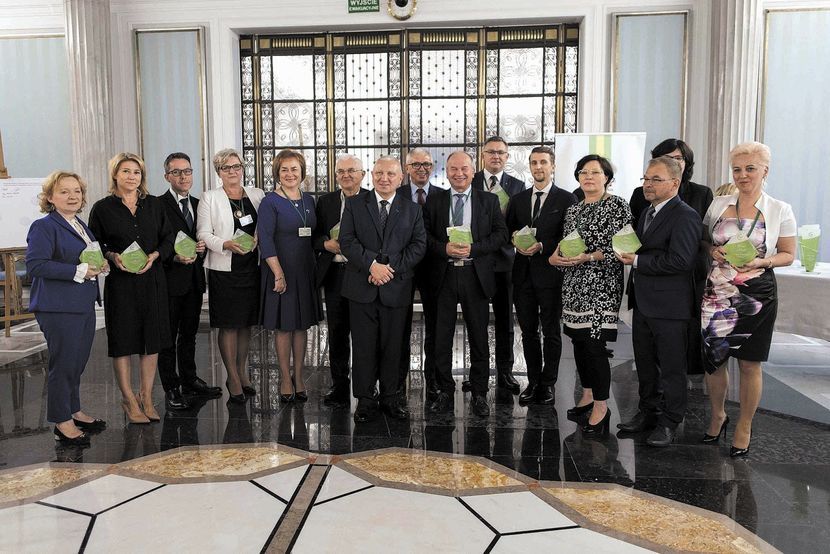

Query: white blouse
703 191 797 258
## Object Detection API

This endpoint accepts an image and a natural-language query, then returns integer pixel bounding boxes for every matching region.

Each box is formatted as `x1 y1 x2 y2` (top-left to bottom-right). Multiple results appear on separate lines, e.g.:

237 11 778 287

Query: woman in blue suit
26 171 109 446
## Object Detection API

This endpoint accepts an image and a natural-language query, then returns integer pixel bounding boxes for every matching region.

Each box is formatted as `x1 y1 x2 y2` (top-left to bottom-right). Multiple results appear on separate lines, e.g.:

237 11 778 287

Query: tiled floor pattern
0 446 777 553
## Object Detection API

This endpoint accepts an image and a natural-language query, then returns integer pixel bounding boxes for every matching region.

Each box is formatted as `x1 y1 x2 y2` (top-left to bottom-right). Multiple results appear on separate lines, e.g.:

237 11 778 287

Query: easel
0 130 35 336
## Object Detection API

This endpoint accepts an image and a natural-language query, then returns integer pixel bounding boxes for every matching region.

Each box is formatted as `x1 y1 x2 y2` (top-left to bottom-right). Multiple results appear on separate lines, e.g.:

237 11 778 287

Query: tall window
239 25 579 195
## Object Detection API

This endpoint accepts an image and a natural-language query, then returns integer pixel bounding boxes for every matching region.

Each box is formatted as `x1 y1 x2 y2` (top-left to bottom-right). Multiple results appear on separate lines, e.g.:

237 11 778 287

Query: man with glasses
156 152 222 411
314 154 367 406
615 156 701 447
400 148 442 402
471 136 526 394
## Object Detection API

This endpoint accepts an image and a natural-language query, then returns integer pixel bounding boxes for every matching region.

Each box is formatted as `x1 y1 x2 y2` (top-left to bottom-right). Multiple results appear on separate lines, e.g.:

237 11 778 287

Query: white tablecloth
774 262 830 341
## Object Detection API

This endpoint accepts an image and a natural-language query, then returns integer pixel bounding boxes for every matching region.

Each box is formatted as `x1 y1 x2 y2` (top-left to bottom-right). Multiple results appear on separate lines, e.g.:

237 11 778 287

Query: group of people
26 136 795 458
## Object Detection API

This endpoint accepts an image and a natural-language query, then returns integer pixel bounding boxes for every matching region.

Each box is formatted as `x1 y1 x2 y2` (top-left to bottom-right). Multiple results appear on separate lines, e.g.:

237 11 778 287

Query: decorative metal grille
239 25 579 195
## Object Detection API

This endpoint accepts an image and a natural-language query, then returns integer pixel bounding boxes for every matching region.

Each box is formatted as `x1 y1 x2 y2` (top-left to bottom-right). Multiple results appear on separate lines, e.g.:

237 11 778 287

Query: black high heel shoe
54 426 91 446
567 402 594 418
292 377 308 403
225 381 247 404
701 416 730 444
242 385 256 397
73 418 107 432
730 433 751 458
581 408 611 435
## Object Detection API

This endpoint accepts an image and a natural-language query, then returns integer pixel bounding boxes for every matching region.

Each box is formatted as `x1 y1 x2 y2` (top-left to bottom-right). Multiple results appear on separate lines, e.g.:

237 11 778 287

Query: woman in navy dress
258 150 321 402
26 171 108 445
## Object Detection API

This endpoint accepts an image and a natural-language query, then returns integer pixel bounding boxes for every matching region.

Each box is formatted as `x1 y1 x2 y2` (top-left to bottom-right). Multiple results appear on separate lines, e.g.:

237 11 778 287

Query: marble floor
0 313 828 553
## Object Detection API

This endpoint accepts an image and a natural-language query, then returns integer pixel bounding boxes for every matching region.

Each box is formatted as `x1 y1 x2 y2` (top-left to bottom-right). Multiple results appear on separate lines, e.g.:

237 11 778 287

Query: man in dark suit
399 148 442 402
505 146 577 406
616 156 701 447
157 152 221 411
339 156 427 423
470 136 526 394
423 151 508 417
313 154 367 406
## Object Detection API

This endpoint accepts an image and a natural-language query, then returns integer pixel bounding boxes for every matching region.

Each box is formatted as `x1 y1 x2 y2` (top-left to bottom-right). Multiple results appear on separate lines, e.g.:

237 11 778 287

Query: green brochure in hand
174 231 197 259
232 229 255 253
722 231 757 267
489 184 510 213
512 226 537 251
612 224 642 255
120 241 149 273
559 230 587 258
798 224 820 272
447 225 473 245
79 241 105 270
330 223 341 241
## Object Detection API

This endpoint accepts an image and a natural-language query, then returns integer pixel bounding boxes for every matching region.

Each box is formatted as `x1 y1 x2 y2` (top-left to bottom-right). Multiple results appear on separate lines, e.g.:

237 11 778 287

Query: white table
774 262 830 341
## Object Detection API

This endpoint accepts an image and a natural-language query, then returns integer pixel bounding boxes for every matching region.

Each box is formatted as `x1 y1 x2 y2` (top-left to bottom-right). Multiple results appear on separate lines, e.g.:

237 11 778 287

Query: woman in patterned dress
550 155 632 435
701 142 796 457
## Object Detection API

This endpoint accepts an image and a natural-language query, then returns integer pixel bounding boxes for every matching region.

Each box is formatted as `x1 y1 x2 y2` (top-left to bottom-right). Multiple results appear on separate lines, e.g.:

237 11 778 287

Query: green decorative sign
349 0 380 13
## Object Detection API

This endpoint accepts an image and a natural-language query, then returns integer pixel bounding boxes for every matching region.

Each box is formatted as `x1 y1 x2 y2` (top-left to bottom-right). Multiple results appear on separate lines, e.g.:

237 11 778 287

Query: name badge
238 214 253 226
298 227 312 237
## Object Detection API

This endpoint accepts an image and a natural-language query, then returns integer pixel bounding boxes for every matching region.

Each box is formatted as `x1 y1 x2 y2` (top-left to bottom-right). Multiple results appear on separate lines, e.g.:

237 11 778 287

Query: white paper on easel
0 178 44 249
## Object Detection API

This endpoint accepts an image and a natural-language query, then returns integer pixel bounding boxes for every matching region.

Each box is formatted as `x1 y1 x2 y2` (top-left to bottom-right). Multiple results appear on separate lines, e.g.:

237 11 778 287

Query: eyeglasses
640 176 676 185
577 170 604 177
166 168 193 177
407 162 433 170
219 164 243 173
483 149 508 156
335 168 365 176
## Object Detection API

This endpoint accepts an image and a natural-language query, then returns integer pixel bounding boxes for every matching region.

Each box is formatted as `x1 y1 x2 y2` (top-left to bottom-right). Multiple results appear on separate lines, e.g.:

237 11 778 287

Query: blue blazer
26 211 99 313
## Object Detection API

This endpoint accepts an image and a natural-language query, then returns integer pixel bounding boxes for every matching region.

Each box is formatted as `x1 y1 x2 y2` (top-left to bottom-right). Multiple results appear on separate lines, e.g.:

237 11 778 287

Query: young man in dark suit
470 136 526 393
339 156 426 423
505 146 577 406
616 156 701 447
423 151 508 417
157 153 221 411
313 154 366 406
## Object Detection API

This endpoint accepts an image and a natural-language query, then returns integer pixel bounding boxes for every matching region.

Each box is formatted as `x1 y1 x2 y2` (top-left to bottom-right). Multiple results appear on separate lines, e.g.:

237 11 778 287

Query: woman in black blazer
26 171 109 445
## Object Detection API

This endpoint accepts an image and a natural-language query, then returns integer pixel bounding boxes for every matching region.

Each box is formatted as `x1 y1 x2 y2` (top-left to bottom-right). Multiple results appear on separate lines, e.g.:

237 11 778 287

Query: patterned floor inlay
0 466 103 504
121 446 306 479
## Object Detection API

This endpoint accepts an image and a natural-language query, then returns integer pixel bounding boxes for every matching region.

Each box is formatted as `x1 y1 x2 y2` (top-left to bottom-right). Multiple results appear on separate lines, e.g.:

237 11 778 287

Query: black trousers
514 279 562 386
572 337 610 401
434 266 490 395
349 298 407 402
399 272 437 389
632 309 689 428
323 264 352 388
491 270 515 373
158 287 203 392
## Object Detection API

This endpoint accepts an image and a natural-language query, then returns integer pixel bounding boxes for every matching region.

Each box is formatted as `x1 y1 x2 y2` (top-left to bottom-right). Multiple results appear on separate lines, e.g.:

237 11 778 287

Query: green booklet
447 225 473 245
121 241 149 273
723 231 758 267
798 224 820 272
174 231 197 259
232 229 255 254
559 230 587 258
79 241 105 270
512 226 537 251
489 184 510 213
611 224 642 255
330 223 341 241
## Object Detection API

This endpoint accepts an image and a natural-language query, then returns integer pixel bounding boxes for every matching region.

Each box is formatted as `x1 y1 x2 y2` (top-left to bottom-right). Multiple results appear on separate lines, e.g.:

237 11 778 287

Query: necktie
643 206 656 232
532 191 543 223
452 193 465 226
489 175 498 191
416 188 425 205
379 199 389 230
180 198 194 230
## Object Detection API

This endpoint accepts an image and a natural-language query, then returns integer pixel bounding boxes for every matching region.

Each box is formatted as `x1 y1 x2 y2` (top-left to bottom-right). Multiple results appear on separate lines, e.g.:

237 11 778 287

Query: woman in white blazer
196 148 265 403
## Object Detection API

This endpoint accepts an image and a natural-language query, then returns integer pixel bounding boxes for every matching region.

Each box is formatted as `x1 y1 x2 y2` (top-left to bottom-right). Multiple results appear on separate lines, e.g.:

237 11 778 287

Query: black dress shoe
428 391 453 412
646 425 676 447
182 378 223 398
294 390 308 403
323 385 350 406
165 389 191 410
425 381 441 401
730 433 752 458
581 408 611 435
471 394 490 417
227 392 247 404
241 385 257 397
566 402 594 418
461 380 472 392
354 401 377 423
534 385 555 405
617 411 657 433
72 418 106 432
518 383 539 406
496 372 520 394
380 401 410 420
54 426 91 446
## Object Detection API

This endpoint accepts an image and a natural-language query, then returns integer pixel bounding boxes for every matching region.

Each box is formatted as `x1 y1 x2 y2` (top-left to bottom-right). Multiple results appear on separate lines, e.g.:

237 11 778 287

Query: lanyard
735 199 761 236
285 192 309 227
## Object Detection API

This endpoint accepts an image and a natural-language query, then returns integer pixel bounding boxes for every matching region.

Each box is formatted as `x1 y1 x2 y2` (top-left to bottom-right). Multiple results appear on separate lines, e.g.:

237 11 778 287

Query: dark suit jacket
313 188 368 288
505 185 577 289
339 192 426 308
422 188 508 299
472 170 526 272
408 183 443 289
157 192 206 296
627 195 702 320
26 211 99 313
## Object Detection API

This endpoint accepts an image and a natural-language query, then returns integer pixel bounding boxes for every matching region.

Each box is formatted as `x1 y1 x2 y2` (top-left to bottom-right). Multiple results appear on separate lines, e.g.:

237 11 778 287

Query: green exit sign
349 0 380 13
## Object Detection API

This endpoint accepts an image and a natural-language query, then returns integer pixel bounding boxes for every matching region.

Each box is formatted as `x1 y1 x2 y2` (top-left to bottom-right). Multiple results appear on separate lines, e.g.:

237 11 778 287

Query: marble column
706 0 764 187
64 0 115 202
